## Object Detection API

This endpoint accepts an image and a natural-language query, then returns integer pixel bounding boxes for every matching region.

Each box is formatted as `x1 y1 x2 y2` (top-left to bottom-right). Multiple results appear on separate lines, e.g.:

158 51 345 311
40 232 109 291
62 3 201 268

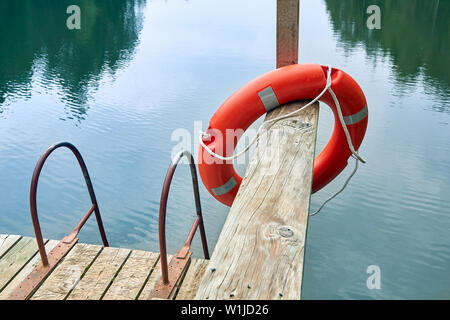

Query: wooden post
195 0 319 299
277 0 299 67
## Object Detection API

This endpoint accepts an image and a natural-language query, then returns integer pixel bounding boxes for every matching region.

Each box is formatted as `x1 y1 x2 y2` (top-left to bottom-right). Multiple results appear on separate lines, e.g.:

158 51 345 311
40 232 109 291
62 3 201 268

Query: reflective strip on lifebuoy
211 177 237 196
258 86 280 112
198 63 368 207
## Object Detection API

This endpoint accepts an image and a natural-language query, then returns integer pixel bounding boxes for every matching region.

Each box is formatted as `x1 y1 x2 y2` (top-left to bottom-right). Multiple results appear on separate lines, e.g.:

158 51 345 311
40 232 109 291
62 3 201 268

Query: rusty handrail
9 142 110 299
30 142 109 265
150 150 209 298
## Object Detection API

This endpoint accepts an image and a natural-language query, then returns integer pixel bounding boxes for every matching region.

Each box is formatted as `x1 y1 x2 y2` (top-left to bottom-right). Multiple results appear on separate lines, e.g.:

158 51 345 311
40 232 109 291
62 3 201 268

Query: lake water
0 0 449 299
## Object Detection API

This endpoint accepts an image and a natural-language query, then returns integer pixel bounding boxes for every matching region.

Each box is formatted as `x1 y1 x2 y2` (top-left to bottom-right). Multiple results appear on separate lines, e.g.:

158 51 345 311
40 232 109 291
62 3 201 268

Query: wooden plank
195 102 319 300
276 0 300 68
0 237 42 291
176 258 209 300
0 240 59 299
137 254 172 300
30 243 102 300
102 250 159 300
66 247 130 300
0 235 22 258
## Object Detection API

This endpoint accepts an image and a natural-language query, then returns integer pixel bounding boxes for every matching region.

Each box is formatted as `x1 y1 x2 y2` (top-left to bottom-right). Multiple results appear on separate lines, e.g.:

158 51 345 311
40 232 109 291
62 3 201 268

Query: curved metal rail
149 150 209 299
9 142 109 300
31 142 109 264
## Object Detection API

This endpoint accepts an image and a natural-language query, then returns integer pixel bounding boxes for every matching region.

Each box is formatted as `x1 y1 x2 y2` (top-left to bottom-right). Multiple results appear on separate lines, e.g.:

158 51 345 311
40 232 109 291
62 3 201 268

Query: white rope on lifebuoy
199 66 366 215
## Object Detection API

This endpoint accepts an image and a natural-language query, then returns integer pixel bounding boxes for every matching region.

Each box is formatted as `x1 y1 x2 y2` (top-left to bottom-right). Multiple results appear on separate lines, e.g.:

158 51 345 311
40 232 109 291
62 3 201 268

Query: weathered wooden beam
195 101 318 299
195 0 318 299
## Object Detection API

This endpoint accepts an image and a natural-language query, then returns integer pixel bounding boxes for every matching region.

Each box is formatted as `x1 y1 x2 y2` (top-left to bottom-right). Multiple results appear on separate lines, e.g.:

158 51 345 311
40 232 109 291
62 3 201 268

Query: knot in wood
263 223 302 246
278 226 294 238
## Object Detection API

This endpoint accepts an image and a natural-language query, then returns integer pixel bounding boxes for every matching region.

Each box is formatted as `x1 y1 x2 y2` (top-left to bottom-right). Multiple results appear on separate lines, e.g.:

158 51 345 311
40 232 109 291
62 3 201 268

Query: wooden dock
0 234 208 300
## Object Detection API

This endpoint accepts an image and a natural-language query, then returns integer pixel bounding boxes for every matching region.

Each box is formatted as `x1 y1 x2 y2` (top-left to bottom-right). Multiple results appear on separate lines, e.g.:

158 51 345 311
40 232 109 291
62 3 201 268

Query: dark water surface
0 0 449 299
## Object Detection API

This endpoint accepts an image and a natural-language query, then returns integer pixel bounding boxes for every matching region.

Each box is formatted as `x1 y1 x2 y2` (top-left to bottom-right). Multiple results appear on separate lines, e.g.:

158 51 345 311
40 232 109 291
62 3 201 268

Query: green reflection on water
324 0 449 107
0 0 145 119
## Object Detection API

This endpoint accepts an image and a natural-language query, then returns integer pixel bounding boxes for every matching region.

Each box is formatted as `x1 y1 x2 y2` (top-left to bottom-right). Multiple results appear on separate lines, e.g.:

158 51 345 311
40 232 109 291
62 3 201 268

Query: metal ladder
8 143 208 300
148 150 209 299
9 142 109 299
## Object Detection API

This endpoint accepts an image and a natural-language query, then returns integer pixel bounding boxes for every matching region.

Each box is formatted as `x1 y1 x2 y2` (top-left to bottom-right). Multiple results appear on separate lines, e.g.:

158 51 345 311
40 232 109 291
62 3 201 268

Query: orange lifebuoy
198 63 368 207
